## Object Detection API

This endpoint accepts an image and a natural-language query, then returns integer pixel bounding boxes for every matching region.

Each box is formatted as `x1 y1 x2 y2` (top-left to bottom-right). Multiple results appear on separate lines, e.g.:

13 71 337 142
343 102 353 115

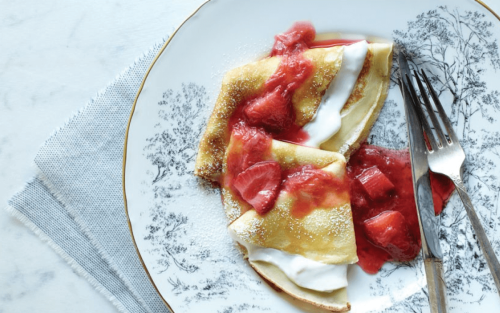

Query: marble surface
0 1 204 312
0 1 499 312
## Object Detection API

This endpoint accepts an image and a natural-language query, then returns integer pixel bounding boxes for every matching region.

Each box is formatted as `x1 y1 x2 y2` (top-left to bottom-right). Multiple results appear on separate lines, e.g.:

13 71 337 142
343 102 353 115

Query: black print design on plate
369 99 407 149
143 83 210 275
181 269 265 305
145 83 209 186
142 83 270 309
144 208 199 274
139 7 500 311
371 6 500 312
217 304 271 313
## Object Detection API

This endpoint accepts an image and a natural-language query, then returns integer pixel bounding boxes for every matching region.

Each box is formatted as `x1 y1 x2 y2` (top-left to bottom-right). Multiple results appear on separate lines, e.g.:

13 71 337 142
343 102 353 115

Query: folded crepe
224 135 356 312
229 140 358 264
194 40 393 312
195 43 393 182
250 262 351 312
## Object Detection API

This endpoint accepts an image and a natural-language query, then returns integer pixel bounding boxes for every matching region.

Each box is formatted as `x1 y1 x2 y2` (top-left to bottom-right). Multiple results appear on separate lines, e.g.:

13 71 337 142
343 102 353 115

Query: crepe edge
343 43 394 158
249 260 350 312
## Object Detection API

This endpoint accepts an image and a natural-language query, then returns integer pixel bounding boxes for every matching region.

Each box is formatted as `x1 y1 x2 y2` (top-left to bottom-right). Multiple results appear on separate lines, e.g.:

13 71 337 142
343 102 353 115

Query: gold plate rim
121 1 500 312
122 1 212 311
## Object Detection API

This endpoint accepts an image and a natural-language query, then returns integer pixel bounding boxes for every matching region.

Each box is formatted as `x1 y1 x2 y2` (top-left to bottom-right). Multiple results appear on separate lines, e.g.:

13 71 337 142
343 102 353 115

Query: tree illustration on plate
144 204 199 274
141 82 265 306
392 6 500 140
369 99 407 149
144 83 208 186
379 6 500 311
142 83 210 275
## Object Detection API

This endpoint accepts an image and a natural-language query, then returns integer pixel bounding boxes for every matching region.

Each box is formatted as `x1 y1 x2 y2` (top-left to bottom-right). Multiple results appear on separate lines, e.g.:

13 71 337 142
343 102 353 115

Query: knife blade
398 50 447 313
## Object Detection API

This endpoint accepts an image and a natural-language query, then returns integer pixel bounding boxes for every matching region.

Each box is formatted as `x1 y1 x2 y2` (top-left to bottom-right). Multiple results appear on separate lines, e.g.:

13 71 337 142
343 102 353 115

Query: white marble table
1 1 499 312
0 1 205 312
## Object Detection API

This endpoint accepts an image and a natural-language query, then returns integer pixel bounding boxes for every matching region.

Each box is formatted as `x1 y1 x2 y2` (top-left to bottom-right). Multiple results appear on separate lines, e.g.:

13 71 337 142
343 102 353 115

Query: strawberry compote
229 23 368 144
225 124 349 217
347 144 455 274
225 123 273 187
282 165 350 218
228 22 315 143
233 161 281 215
429 172 456 215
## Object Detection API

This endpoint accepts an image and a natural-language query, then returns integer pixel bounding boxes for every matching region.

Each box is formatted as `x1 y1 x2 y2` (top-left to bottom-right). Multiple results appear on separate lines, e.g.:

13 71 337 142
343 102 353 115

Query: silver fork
405 68 500 296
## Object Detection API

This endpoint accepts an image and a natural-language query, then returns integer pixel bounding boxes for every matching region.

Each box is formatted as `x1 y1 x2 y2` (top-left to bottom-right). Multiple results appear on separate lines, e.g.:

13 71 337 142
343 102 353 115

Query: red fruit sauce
228 22 315 143
224 22 456 273
357 166 395 201
429 172 456 215
347 144 455 273
225 125 348 218
364 211 420 262
225 123 273 188
282 165 350 218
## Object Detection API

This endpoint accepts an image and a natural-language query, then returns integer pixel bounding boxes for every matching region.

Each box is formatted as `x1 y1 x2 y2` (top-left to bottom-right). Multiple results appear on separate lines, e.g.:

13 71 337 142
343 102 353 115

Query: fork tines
404 69 459 151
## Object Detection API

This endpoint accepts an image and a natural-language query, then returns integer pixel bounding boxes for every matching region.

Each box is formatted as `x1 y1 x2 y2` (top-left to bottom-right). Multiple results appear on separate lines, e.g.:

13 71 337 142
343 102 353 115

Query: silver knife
398 51 447 313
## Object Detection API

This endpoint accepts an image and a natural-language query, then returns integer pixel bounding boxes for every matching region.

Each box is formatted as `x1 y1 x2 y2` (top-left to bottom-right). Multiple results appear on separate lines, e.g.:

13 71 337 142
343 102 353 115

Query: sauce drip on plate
347 144 455 273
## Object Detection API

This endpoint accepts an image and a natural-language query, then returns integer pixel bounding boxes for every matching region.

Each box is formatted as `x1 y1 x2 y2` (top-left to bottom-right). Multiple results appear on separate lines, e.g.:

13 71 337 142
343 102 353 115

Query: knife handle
424 258 447 313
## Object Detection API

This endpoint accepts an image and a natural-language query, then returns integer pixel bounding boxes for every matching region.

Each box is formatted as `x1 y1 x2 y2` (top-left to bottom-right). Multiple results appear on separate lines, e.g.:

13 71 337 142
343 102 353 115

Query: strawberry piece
244 87 293 132
227 123 272 176
242 22 315 134
355 231 391 274
363 211 420 262
357 166 395 201
233 161 281 215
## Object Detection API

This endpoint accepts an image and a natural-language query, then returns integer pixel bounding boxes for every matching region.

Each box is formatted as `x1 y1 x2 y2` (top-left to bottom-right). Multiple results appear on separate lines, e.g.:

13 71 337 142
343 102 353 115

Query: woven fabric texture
9 41 170 313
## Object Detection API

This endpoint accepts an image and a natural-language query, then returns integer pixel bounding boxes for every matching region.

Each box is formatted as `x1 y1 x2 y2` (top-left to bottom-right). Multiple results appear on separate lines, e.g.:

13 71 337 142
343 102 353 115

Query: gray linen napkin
8 40 170 313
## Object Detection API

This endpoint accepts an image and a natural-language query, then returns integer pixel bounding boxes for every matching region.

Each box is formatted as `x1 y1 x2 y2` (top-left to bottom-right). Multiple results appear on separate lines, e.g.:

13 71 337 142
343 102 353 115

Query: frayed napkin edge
36 171 155 313
5 36 171 313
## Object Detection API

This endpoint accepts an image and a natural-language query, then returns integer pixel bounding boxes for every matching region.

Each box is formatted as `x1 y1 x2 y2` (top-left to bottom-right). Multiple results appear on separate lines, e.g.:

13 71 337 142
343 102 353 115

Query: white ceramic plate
123 0 500 312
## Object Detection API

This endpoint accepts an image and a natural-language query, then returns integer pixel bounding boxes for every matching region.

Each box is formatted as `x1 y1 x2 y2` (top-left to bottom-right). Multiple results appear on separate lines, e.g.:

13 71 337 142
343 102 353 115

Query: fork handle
452 176 500 296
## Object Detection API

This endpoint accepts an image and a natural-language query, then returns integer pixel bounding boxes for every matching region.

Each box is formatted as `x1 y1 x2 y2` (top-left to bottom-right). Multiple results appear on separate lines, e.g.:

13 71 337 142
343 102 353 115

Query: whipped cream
304 40 368 147
229 229 348 292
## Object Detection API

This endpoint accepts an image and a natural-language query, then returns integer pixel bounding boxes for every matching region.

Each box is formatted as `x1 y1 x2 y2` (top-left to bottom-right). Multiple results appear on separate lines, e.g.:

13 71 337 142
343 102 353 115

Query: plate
123 0 500 312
